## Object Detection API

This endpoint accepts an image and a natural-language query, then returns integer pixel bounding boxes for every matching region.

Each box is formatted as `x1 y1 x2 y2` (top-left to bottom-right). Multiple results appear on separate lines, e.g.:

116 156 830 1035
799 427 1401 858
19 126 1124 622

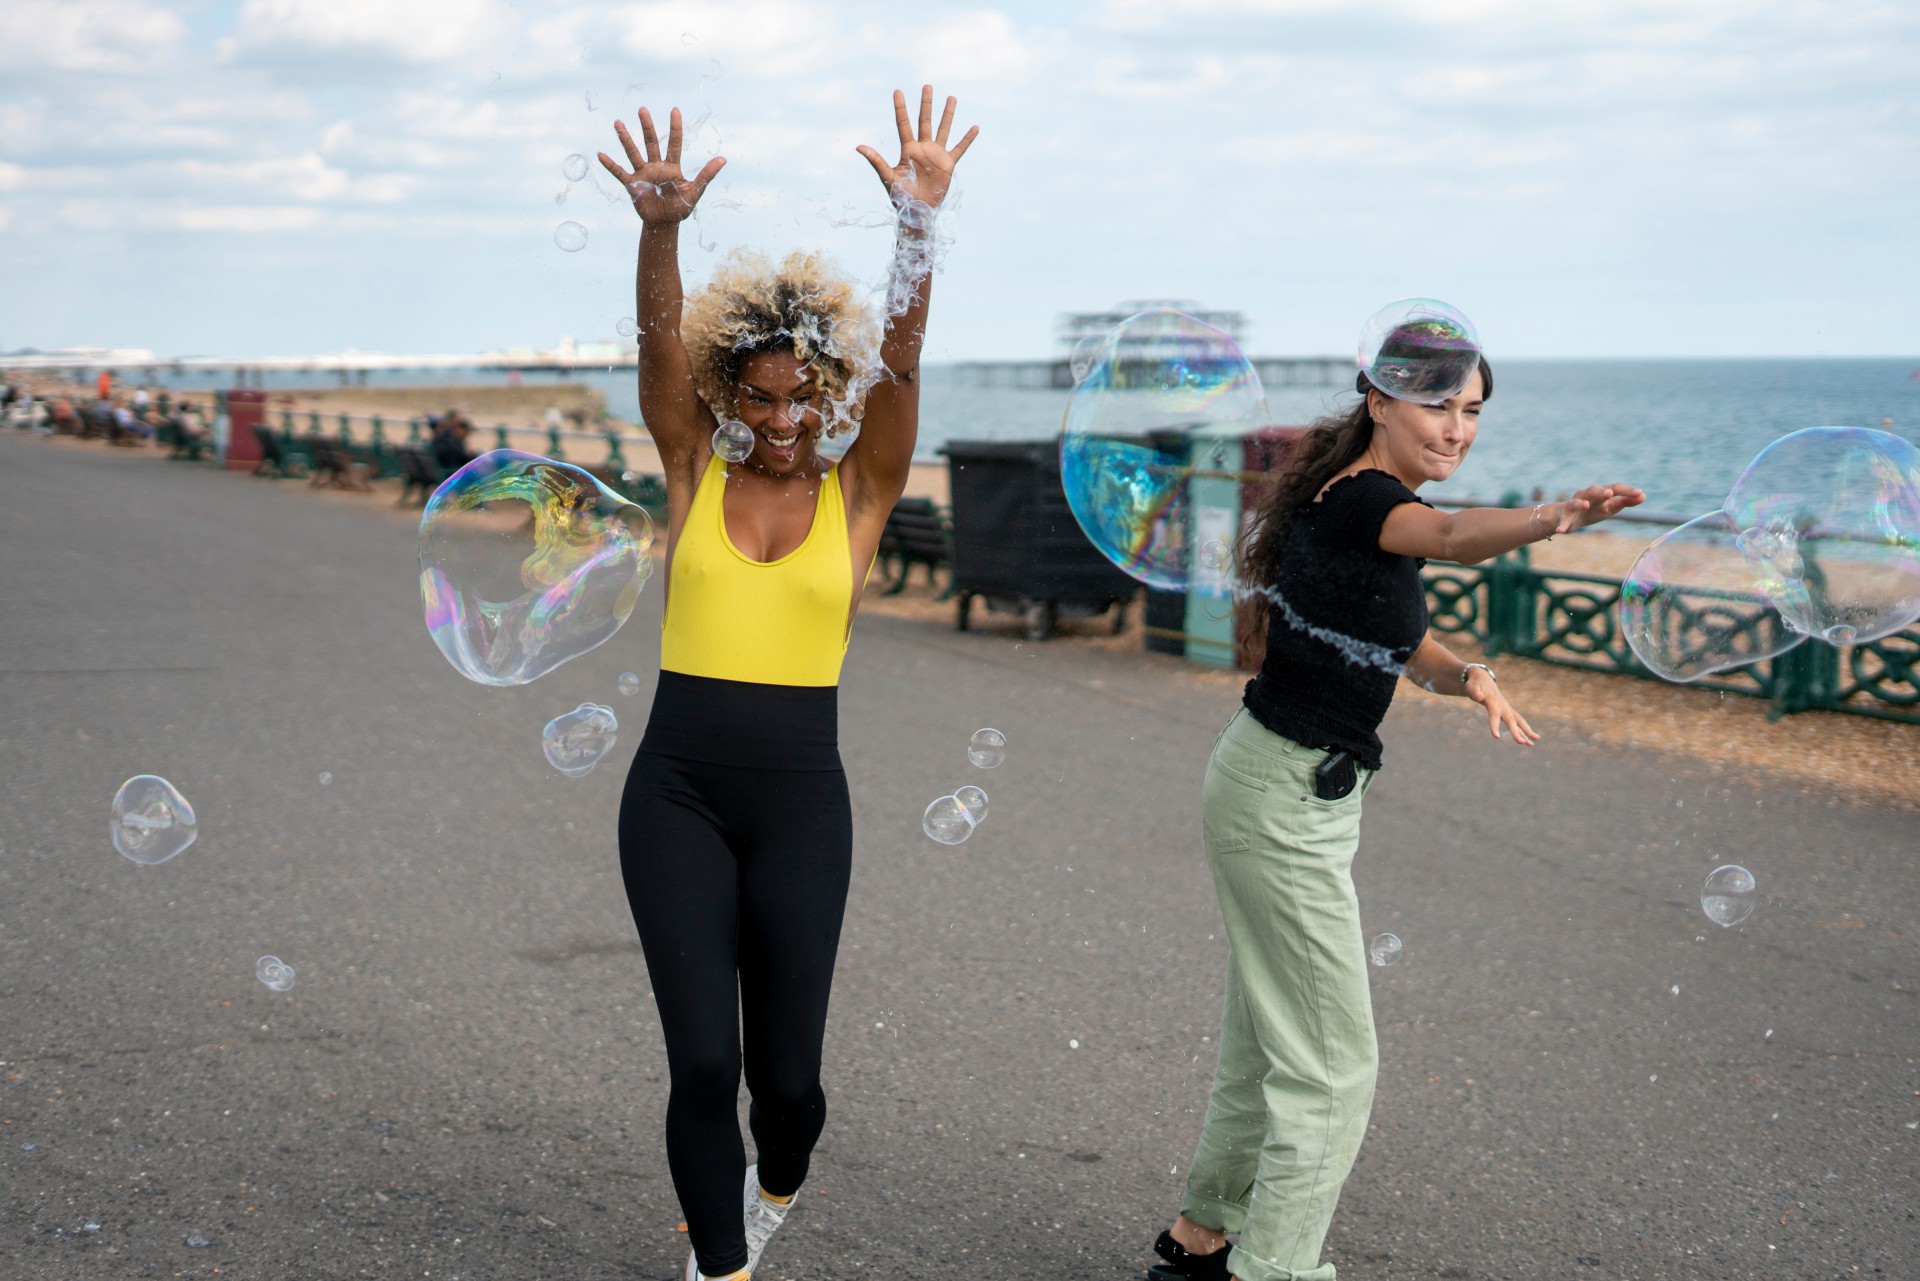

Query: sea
154 358 1920 520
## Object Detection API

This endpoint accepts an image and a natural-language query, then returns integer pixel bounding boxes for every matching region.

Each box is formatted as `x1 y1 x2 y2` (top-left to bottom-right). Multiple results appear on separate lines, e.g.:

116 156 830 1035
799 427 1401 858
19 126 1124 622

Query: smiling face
732 348 824 476
1366 366 1485 488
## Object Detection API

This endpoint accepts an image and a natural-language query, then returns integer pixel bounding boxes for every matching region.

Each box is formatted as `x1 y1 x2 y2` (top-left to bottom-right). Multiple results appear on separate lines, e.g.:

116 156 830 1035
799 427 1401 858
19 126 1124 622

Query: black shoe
1146 1229 1231 1281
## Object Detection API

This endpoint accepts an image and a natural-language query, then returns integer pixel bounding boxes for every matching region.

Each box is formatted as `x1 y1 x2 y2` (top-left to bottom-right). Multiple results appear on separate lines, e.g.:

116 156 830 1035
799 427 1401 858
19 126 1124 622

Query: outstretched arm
844 86 978 517
597 108 727 482
1402 632 1539 744
1379 484 1647 565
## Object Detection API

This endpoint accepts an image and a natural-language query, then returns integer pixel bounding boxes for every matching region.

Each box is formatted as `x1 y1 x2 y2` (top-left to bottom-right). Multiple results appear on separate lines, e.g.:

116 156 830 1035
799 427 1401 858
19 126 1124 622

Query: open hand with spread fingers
598 106 726 225
1550 483 1647 534
856 85 978 213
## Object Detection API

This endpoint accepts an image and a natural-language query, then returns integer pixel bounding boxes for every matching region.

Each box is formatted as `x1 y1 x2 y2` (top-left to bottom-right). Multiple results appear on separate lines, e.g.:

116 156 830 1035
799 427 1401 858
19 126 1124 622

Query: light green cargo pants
1180 708 1378 1281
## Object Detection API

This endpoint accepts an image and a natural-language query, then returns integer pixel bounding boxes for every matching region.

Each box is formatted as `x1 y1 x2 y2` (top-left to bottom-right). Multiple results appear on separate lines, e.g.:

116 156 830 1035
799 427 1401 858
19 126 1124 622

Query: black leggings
618 672 852 1276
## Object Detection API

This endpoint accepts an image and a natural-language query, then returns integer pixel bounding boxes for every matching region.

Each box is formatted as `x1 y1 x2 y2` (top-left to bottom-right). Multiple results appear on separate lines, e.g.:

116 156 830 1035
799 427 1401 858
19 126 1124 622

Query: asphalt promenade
1 431 1914 1280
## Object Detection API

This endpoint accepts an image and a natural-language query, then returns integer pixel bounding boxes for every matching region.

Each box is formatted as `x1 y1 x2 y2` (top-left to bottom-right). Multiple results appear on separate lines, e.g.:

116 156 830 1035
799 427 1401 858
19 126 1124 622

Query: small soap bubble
1069 1038 1080 1049
620 469 638 485
1199 539 1230 574
110 775 197 865
1368 933 1402 967
185 1235 212 1248
419 451 655 686
712 420 754 464
318 772 332 786
554 220 589 252
954 785 988 823
82 1223 100 1234
1670 984 1680 996
1701 864 1757 927
1061 309 1269 590
543 703 619 777
923 795 976 845
1649 1075 1658 1084
968 727 1006 769
1357 298 1481 404
615 316 638 337
562 153 588 182
617 671 642 697
255 956 295 992
1068 333 1104 384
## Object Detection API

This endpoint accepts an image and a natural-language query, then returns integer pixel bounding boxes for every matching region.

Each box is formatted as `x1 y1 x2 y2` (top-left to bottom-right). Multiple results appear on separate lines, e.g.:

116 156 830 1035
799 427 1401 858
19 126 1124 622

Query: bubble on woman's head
419 450 655 686
1061 309 1269 591
1357 298 1480 404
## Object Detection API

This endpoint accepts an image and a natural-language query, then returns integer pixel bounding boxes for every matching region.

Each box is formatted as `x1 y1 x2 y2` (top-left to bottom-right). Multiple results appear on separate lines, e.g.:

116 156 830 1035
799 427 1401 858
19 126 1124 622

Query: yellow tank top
660 454 855 687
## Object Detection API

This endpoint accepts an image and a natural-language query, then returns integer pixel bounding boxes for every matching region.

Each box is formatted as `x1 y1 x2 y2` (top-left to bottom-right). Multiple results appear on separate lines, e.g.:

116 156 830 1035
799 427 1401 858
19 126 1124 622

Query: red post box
224 388 268 471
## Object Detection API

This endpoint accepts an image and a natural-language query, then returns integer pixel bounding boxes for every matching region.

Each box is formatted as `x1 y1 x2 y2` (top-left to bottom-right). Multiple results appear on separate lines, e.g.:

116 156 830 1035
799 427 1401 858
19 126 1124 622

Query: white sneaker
742 1163 795 1272
683 1249 748 1281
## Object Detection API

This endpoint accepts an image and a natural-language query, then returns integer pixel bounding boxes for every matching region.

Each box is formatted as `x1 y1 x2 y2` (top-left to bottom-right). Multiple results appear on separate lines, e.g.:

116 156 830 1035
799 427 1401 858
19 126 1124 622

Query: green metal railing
1422 547 1920 724
266 411 660 505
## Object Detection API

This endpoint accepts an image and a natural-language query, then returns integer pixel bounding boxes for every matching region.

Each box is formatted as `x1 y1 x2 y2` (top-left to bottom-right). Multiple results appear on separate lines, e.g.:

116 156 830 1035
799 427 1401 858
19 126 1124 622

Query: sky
1 0 1917 362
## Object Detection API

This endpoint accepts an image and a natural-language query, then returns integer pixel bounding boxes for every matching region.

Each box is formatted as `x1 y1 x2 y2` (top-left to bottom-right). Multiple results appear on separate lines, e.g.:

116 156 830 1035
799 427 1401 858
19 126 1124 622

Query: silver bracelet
1461 662 1496 688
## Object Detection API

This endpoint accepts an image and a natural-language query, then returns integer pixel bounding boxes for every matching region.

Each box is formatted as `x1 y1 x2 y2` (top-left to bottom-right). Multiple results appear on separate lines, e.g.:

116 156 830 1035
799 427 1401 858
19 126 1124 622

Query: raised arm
597 108 727 482
843 86 978 519
1379 483 1647 565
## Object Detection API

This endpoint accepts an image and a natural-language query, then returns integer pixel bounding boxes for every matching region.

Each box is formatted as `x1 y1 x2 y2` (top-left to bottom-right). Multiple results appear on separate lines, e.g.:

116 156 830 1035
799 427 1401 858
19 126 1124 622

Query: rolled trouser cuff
1176 1189 1249 1236
1227 1242 1338 1281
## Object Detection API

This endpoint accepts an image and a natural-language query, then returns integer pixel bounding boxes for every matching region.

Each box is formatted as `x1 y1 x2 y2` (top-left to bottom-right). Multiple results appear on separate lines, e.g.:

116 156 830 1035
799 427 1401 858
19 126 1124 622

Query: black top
1241 469 1431 770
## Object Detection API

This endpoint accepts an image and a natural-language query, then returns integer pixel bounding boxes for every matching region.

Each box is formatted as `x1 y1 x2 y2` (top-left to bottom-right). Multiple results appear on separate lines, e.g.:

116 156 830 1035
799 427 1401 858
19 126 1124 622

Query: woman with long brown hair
1147 320 1643 1281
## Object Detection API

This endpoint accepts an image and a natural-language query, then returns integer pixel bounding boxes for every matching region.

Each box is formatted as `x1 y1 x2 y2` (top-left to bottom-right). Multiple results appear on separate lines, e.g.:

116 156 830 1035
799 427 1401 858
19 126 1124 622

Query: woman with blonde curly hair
596 86 976 1281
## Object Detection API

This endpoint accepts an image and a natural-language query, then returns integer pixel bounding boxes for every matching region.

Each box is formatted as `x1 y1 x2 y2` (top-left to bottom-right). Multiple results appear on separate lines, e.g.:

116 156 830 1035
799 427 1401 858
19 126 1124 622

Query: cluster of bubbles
418 450 656 687
111 775 197 865
255 956 296 992
543 703 620 777
1701 864 1757 928
617 671 642 697
555 220 589 253
1368 933 1403 968
1356 298 1482 405
1622 427 1920 681
713 420 755 464
880 197 947 319
924 729 1004 844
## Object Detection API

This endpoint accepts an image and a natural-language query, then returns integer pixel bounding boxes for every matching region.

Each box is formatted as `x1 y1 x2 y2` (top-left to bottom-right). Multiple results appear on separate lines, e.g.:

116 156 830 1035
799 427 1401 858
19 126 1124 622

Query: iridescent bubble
954 785 988 823
1722 427 1920 644
1620 511 1802 682
617 671 642 696
419 450 655 686
713 420 754 464
110 775 197 865
554 220 589 252
615 316 638 338
967 727 1006 769
1061 309 1269 590
923 795 976 845
562 153 588 182
1368 933 1402 967
255 955 296 992
1357 298 1481 404
1701 864 1757 928
544 703 619 777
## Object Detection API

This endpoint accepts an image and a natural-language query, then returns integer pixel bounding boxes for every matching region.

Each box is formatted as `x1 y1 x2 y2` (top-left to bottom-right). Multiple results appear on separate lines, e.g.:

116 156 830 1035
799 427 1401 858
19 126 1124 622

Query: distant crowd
2 372 213 449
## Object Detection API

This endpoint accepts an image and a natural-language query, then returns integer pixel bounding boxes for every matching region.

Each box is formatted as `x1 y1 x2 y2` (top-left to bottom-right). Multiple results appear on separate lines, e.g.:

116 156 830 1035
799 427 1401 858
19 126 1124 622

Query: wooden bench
250 423 308 478
395 446 446 506
878 496 952 597
303 434 372 490
155 420 211 461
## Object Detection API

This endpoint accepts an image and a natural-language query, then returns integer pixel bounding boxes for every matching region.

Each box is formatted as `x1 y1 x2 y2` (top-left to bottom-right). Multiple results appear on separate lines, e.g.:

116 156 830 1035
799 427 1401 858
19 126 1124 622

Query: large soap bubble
111 775 197 865
1623 427 1920 682
543 703 619 777
419 450 655 687
1061 309 1270 591
1620 512 1803 681
1357 299 1481 404
1722 427 1920 644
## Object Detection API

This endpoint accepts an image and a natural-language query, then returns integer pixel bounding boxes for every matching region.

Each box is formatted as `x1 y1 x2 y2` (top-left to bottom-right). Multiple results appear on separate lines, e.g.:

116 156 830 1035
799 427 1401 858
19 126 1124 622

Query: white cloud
221 0 517 67
0 0 184 74
164 205 326 232
0 161 26 193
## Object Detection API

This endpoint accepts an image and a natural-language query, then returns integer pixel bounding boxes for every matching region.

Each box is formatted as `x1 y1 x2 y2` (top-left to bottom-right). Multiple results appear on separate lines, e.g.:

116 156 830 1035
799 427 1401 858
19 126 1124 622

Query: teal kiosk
1183 422 1244 668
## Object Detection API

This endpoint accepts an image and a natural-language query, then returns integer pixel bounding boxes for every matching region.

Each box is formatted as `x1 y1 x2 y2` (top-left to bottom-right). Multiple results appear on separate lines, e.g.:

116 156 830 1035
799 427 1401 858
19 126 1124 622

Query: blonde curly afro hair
681 248 882 434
